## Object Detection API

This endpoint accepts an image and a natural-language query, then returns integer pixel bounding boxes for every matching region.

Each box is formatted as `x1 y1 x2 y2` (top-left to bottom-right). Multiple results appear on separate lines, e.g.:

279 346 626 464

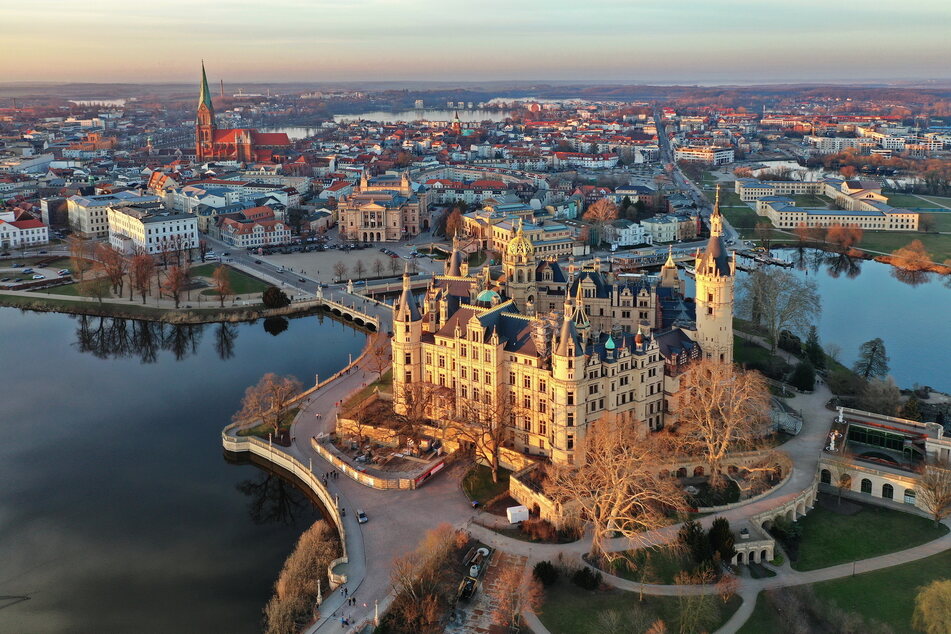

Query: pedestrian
344 586 349 598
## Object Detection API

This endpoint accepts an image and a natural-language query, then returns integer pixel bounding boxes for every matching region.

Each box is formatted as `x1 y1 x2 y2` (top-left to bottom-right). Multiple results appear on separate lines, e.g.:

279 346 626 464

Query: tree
755 222 775 252
130 253 155 304
891 239 934 271
67 234 94 281
161 265 189 309
451 387 519 484
262 286 290 309
678 519 710 566
675 568 719 634
444 207 464 239
212 264 232 307
708 517 737 565
233 372 303 433
900 394 923 421
95 243 127 295
332 260 347 282
388 257 401 276
372 259 385 279
857 377 901 416
493 564 544 630
826 223 863 251
354 259 367 280
78 275 110 304
671 360 772 488
737 268 821 352
804 326 825 369
367 343 390 380
790 361 816 392
394 381 452 443
853 338 889 379
198 239 210 262
918 459 951 526
545 414 688 564
582 198 619 246
389 524 463 629
913 579 951 634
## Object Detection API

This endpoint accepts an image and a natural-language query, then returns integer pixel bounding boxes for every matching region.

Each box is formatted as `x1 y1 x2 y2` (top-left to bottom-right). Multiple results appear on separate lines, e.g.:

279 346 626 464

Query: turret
694 184 735 363
392 264 423 414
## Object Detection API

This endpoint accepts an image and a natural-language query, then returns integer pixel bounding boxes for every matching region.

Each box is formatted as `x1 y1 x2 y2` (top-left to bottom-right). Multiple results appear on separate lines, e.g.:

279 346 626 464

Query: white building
674 146 734 165
604 218 646 248
0 213 49 249
640 215 680 243
67 191 162 238
107 205 199 255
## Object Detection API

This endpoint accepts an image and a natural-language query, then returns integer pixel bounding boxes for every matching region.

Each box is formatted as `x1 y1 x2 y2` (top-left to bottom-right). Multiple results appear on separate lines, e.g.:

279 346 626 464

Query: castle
390 196 735 465
195 63 291 163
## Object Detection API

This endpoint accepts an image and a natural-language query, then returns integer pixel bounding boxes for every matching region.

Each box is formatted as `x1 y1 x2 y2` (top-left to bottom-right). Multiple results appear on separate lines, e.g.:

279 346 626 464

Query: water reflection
891 267 933 287
73 316 207 362
263 316 290 337
236 471 314 527
215 322 239 360
824 252 863 280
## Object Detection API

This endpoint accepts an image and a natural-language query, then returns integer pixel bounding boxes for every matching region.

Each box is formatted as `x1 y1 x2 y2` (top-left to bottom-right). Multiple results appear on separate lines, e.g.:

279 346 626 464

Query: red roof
8 219 45 229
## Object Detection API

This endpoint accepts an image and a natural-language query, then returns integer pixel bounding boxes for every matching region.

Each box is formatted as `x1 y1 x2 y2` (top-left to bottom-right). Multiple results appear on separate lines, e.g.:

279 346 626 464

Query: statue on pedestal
826 429 842 452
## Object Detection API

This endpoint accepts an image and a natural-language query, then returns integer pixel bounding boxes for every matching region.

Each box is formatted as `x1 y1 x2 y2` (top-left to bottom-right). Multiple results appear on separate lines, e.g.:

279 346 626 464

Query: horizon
4 0 951 84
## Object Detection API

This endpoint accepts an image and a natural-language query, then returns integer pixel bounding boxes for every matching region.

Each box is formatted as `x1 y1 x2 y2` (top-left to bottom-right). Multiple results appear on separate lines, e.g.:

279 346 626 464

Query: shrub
263 286 290 308
533 560 559 587
570 566 602 590
521 518 557 542
790 361 816 391
770 552 785 566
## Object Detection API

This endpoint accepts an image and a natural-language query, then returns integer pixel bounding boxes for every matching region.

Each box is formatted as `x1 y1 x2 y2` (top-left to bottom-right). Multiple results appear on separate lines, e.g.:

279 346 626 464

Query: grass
927 212 951 232
734 336 773 366
236 407 300 439
538 580 742 634
191 263 270 295
791 500 948 572
341 368 392 411
739 548 951 633
462 464 511 503
856 231 951 262
605 547 692 585
35 280 112 298
789 194 830 207
882 192 942 208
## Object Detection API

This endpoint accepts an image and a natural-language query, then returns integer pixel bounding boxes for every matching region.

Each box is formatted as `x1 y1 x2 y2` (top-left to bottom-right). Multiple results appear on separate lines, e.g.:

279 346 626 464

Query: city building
67 190 162 238
195 63 291 163
0 211 48 249
337 172 426 242
107 203 199 255
674 145 734 165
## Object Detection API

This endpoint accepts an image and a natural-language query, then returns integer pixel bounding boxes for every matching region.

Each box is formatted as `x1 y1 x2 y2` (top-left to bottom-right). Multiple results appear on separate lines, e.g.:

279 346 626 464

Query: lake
333 109 511 124
259 126 319 140
739 250 951 392
69 99 127 107
0 310 364 633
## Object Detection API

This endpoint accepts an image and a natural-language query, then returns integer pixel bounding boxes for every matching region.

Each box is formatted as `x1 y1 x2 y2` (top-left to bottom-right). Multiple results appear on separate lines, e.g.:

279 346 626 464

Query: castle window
461 367 468 379
567 392 574 405
567 435 574 450
460 345 467 357
509 371 516 384
523 395 531 409
539 380 547 393
539 401 547 414
485 371 492 385
524 376 532 389
461 385 468 399
539 420 547 435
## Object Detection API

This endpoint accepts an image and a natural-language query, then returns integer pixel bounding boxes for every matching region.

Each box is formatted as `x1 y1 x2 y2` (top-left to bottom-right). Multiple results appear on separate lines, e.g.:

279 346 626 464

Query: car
57 269 70 276
1 277 10 282
12 262 22 267
39 250 47 254
298 277 306 283
21 268 34 274
222 252 231 256
32 274 45 280
254 259 263 264
457 576 478 602
356 510 368 524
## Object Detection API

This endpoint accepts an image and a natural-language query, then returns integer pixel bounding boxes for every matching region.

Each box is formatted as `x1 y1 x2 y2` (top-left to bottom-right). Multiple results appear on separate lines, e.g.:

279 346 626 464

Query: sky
3 0 951 84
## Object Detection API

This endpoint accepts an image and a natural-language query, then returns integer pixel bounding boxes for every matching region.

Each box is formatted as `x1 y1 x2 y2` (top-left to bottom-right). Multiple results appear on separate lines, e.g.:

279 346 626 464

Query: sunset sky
4 0 950 83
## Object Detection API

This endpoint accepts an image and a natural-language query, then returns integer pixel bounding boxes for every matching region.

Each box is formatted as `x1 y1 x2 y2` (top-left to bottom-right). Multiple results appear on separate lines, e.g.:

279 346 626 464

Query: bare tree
669 360 772 488
918 459 951 526
67 234 94 281
582 198 619 246
95 243 127 296
493 563 543 630
444 207 464 239
675 568 719 634
354 259 367 280
737 268 821 352
366 343 390 380
755 222 775 252
546 414 688 563
372 258 385 279
212 264 233 307
332 260 347 282
233 372 303 433
388 257 401 276
891 239 934 271
198 239 210 262
161 265 189 309
450 387 519 484
395 381 452 443
78 275 110 304
825 223 863 252
389 524 463 630
129 252 155 304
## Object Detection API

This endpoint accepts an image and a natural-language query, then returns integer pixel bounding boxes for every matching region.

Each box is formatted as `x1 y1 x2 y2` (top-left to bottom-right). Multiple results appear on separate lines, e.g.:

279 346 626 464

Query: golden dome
506 218 535 258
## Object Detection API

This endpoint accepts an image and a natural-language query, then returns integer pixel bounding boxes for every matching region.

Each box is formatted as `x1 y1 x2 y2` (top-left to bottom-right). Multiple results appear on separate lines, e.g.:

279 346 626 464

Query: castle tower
195 62 217 162
659 245 683 293
694 185 734 363
391 264 423 414
502 219 536 311
550 297 586 465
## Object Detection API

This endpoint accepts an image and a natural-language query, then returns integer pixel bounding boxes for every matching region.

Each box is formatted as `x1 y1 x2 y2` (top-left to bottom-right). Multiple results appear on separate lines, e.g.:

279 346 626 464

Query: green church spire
198 61 214 112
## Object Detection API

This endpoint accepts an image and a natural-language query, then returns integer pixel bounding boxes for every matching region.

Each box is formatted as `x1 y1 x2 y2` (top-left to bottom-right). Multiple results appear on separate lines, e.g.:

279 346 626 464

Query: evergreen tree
853 338 890 380
620 195 633 218
707 517 736 564
790 361 816 391
900 395 923 421
804 326 825 369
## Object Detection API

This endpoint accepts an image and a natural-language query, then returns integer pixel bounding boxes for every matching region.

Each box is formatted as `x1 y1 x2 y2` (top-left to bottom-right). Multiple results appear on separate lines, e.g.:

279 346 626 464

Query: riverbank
0 291 337 325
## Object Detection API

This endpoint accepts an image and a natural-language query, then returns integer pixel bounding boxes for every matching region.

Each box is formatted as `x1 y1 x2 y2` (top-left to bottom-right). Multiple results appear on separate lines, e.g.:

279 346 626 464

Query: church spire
198 61 214 113
710 184 723 238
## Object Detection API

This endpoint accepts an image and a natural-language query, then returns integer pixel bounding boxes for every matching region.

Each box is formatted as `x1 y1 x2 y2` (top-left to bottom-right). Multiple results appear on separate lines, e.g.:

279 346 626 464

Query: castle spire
664 244 675 268
710 184 723 238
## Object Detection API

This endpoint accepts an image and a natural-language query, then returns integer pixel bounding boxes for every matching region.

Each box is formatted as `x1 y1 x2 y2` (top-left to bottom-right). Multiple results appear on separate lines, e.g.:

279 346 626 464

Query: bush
263 286 290 308
790 361 816 391
570 566 603 590
533 560 559 587
521 518 558 542
778 330 803 356
770 552 785 566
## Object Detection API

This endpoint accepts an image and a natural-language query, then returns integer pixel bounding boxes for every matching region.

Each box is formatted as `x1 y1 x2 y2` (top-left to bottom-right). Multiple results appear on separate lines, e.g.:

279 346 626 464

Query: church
194 63 291 163
390 196 736 465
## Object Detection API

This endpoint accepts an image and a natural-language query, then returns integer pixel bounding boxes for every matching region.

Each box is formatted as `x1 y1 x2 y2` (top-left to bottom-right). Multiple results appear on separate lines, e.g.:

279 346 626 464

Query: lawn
733 336 773 366
856 231 951 262
538 580 742 634
882 192 942 209
236 407 300 440
791 498 948 571
928 212 951 232
462 464 511 503
789 194 830 207
341 368 392 411
739 548 951 633
34 280 112 298
604 547 691 585
191 263 270 295
721 205 763 231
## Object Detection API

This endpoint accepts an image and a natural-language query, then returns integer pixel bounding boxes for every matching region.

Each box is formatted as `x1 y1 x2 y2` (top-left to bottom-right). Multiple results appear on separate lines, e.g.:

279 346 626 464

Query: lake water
69 99 127 107
259 126 319 140
333 109 511 124
0 310 364 633
738 250 951 392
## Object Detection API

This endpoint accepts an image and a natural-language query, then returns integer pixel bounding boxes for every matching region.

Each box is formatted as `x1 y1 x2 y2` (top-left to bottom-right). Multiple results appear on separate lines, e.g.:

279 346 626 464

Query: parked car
32 274 45 280
357 510 368 524
457 576 478 602
1 277 10 282
57 269 70 276
39 250 47 254
21 268 34 274
298 277 306 283
254 259 263 264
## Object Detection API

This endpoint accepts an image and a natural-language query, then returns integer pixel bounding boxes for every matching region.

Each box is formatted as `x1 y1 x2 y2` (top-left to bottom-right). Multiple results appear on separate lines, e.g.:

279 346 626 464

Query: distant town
3 66 951 634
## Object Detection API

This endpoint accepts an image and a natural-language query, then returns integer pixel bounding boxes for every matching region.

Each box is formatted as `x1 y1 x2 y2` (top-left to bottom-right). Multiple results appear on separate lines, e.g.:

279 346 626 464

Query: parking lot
0 257 71 287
